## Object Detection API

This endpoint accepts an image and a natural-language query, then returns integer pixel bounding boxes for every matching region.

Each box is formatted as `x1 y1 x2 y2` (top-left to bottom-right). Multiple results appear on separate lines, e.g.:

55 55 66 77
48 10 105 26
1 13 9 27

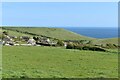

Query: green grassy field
2 46 118 78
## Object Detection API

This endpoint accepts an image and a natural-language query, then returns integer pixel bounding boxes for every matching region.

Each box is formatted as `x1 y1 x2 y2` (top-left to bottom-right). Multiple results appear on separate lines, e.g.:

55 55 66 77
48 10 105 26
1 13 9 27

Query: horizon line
0 25 118 28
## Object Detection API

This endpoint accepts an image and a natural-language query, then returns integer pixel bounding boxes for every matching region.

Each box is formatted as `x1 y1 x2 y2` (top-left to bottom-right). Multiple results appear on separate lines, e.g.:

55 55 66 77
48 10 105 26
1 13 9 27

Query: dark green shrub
74 44 83 50
33 36 39 41
113 44 118 48
3 31 8 35
66 43 74 49
66 43 106 52
82 45 106 51
82 46 90 50
66 43 84 50
89 47 106 52
57 40 64 46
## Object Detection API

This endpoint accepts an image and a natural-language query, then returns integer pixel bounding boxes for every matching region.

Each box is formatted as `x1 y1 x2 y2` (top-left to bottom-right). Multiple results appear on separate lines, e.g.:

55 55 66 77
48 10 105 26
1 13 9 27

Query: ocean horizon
61 27 118 39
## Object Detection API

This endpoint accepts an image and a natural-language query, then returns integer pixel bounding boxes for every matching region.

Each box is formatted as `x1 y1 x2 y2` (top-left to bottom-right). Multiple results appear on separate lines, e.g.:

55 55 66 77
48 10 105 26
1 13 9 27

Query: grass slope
0 28 2 39
2 46 118 78
93 38 118 45
2 27 93 40
0 28 2 33
3 29 32 37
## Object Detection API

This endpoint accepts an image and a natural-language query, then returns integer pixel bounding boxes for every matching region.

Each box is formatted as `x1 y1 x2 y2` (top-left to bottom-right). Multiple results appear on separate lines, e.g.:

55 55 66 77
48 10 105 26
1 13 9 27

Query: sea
62 27 118 39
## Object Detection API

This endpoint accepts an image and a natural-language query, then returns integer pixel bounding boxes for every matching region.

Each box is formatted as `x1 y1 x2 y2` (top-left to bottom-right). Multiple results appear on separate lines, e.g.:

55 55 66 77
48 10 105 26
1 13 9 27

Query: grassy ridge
2 46 118 78
2 27 93 40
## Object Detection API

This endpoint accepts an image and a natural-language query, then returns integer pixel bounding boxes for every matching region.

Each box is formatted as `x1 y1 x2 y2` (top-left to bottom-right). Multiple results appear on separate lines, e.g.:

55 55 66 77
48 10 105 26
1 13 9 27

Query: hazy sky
2 2 118 27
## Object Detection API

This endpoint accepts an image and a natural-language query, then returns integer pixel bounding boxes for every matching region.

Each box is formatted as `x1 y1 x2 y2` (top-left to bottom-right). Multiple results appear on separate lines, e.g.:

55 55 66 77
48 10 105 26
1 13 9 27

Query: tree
33 36 39 41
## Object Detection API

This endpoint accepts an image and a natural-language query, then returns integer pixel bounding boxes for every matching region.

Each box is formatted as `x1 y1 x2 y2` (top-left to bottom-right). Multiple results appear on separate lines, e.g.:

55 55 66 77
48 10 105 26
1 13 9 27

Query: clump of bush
74 44 83 50
66 43 74 49
33 36 39 41
3 31 8 35
57 40 64 46
66 43 106 52
82 46 106 52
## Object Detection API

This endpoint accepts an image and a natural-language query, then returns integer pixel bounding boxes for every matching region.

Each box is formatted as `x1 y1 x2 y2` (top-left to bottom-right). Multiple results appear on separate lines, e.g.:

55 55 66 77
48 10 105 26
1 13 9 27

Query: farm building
27 38 36 45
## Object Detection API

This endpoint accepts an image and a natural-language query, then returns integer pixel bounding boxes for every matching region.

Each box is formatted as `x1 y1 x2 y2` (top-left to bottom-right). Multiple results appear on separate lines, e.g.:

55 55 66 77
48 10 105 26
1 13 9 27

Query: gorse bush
33 36 39 41
57 40 64 46
74 44 83 50
66 43 75 49
66 43 106 52
82 46 106 52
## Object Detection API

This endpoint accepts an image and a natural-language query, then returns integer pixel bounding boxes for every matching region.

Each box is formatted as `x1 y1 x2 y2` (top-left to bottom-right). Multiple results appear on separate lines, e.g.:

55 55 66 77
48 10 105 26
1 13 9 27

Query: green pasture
2 46 118 78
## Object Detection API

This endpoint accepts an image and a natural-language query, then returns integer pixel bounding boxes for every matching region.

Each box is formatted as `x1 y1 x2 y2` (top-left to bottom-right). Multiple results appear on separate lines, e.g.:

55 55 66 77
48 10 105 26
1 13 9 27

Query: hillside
93 38 118 45
1 27 119 45
2 29 32 37
0 27 2 34
0 28 2 38
2 27 94 40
